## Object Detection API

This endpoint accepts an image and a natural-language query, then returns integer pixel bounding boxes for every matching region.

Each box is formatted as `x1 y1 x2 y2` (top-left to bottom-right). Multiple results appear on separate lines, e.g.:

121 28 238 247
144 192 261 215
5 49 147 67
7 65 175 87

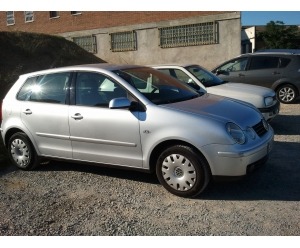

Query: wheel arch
4 127 37 153
274 81 299 96
148 139 211 175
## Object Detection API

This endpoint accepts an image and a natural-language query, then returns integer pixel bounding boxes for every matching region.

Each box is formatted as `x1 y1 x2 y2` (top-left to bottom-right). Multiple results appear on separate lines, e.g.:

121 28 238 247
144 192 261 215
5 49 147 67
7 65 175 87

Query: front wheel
7 132 39 170
277 84 298 103
156 145 211 198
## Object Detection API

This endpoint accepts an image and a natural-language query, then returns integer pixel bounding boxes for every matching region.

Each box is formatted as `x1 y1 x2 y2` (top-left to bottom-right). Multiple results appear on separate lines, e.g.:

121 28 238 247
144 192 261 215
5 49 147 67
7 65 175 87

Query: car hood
164 93 262 128
206 83 275 107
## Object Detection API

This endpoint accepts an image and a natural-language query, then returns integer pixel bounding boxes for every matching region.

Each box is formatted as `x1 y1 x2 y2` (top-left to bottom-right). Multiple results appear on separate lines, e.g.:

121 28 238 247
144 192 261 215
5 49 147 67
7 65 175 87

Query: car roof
255 49 300 55
150 64 197 68
238 51 300 57
19 63 146 77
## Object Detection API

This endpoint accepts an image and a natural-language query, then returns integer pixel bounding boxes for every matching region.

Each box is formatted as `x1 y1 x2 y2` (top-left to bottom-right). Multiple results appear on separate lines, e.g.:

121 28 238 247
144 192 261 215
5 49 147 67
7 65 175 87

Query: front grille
252 120 268 137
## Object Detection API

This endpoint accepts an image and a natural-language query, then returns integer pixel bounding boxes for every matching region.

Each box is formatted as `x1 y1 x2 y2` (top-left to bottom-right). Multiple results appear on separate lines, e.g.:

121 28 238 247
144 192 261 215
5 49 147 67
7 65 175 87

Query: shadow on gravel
271 114 300 135
1 140 299 201
38 160 160 185
200 140 300 201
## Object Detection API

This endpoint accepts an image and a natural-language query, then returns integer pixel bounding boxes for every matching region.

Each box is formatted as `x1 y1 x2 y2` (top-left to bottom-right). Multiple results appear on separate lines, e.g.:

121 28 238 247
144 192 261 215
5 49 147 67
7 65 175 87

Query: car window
17 72 70 104
173 69 196 84
185 65 225 87
279 57 291 68
218 57 248 72
114 67 199 105
75 72 127 107
248 56 279 70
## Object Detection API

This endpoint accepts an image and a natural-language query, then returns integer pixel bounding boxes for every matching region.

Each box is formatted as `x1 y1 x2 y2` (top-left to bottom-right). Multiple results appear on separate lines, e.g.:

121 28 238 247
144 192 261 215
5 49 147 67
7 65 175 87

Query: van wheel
277 84 298 103
7 132 39 170
156 145 211 198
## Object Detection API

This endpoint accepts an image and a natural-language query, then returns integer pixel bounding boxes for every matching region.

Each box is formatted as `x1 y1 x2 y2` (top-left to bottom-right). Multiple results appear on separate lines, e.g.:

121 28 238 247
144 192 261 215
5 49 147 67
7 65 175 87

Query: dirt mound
0 31 105 100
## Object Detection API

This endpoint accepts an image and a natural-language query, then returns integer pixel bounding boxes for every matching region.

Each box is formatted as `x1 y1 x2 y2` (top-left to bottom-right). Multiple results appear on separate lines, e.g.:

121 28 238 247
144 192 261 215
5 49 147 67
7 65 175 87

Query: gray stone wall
61 12 241 70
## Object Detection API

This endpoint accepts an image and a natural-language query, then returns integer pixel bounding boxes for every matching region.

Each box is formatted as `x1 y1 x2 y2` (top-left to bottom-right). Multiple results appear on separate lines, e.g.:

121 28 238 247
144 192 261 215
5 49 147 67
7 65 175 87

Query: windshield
113 67 200 105
185 65 225 87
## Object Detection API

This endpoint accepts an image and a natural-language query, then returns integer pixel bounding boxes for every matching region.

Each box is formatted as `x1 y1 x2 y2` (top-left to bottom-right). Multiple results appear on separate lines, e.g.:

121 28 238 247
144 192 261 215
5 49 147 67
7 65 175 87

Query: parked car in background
152 64 280 121
0 64 273 198
211 51 300 104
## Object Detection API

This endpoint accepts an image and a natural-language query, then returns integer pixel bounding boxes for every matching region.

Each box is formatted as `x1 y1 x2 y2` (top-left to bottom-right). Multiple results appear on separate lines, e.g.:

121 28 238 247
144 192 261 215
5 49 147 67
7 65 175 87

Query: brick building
0 11 241 69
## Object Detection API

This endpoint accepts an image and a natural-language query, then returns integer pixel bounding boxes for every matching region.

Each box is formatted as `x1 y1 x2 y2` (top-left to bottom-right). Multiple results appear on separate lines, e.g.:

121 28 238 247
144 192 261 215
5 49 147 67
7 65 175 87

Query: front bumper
259 101 280 121
201 129 274 177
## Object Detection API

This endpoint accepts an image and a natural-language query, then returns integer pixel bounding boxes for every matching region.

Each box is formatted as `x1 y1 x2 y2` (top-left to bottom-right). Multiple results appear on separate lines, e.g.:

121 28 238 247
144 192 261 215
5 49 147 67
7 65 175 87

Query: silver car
0 64 274 197
152 64 280 121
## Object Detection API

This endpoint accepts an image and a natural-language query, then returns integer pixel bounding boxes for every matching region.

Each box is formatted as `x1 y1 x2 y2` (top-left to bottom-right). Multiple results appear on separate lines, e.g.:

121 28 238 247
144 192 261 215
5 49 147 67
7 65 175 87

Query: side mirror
216 69 225 75
109 97 131 109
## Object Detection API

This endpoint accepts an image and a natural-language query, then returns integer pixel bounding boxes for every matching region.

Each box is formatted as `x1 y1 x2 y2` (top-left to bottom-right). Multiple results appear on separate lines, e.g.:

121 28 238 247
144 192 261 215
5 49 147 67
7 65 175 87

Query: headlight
245 127 256 140
226 122 246 144
264 96 273 107
262 118 269 131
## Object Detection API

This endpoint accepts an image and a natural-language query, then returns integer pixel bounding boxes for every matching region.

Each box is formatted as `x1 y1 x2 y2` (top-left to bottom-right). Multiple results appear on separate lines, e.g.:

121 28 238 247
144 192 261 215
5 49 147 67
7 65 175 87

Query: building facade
0 11 241 69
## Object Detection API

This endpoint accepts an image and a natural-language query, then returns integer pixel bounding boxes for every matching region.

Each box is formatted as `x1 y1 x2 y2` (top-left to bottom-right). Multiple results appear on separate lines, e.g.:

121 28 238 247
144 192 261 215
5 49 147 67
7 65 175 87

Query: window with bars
24 11 34 23
110 31 137 52
71 11 81 15
49 11 59 18
6 11 15 25
73 35 97 54
159 22 218 48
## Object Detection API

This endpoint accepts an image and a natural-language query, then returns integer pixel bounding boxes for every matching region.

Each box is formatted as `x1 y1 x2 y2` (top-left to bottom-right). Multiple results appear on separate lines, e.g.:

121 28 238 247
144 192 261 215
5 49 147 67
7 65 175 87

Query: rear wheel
156 145 211 198
277 84 298 103
7 132 39 170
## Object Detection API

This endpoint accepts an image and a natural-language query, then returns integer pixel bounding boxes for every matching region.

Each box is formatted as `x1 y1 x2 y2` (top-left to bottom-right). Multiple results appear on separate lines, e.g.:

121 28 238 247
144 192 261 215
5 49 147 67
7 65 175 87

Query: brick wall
0 11 229 34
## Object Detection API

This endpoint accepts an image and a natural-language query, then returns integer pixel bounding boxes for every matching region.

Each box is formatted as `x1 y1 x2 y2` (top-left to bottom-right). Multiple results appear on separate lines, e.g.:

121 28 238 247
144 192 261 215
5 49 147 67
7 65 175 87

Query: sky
242 11 300 26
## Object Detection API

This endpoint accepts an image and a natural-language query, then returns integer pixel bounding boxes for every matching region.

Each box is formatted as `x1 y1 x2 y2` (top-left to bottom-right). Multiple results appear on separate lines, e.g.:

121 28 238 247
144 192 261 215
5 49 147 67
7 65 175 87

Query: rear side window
248 56 279 70
279 58 291 68
17 72 70 104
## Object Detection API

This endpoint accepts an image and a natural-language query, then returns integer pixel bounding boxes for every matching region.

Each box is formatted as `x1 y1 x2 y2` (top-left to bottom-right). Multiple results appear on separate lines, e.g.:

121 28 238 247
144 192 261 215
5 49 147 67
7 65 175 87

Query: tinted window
279 58 291 68
248 56 279 70
75 72 127 107
17 72 70 104
218 57 248 72
186 65 225 87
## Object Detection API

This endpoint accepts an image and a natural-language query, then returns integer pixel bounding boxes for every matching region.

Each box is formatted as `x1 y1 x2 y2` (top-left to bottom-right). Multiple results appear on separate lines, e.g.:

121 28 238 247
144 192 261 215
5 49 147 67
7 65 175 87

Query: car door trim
70 136 137 147
36 132 70 140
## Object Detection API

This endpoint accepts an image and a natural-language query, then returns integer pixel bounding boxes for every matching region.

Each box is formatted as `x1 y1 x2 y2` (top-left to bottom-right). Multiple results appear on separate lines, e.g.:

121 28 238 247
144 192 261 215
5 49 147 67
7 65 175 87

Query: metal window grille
73 35 97 54
110 31 137 52
71 11 81 15
6 11 15 25
159 22 218 48
49 11 59 18
24 11 34 23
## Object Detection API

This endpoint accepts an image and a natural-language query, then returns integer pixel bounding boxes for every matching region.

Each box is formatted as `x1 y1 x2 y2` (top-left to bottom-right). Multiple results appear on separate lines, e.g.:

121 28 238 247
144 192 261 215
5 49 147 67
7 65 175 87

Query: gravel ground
0 102 299 236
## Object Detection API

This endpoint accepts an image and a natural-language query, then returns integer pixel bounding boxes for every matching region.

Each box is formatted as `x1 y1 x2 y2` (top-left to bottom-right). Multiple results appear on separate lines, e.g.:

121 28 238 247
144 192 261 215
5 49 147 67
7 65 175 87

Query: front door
69 72 143 168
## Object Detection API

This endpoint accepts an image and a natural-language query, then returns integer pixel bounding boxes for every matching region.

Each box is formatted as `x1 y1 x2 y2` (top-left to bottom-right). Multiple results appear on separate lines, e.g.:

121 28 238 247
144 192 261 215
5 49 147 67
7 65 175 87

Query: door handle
238 73 245 77
273 71 280 75
71 113 83 120
23 109 32 115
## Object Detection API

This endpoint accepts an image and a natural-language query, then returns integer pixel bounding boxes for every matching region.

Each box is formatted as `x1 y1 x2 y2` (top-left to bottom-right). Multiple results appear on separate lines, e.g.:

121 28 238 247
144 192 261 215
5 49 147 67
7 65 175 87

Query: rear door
239 56 284 87
216 56 284 88
18 72 72 158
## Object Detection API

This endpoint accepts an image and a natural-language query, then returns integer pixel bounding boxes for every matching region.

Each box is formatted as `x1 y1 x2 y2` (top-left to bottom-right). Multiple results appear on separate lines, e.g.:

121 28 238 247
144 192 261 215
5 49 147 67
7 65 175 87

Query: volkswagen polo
0 64 274 197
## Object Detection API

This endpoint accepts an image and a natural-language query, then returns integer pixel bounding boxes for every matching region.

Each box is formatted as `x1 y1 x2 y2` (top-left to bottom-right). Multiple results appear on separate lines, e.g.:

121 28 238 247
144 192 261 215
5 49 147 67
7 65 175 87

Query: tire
156 145 211 198
7 132 39 170
276 84 298 104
